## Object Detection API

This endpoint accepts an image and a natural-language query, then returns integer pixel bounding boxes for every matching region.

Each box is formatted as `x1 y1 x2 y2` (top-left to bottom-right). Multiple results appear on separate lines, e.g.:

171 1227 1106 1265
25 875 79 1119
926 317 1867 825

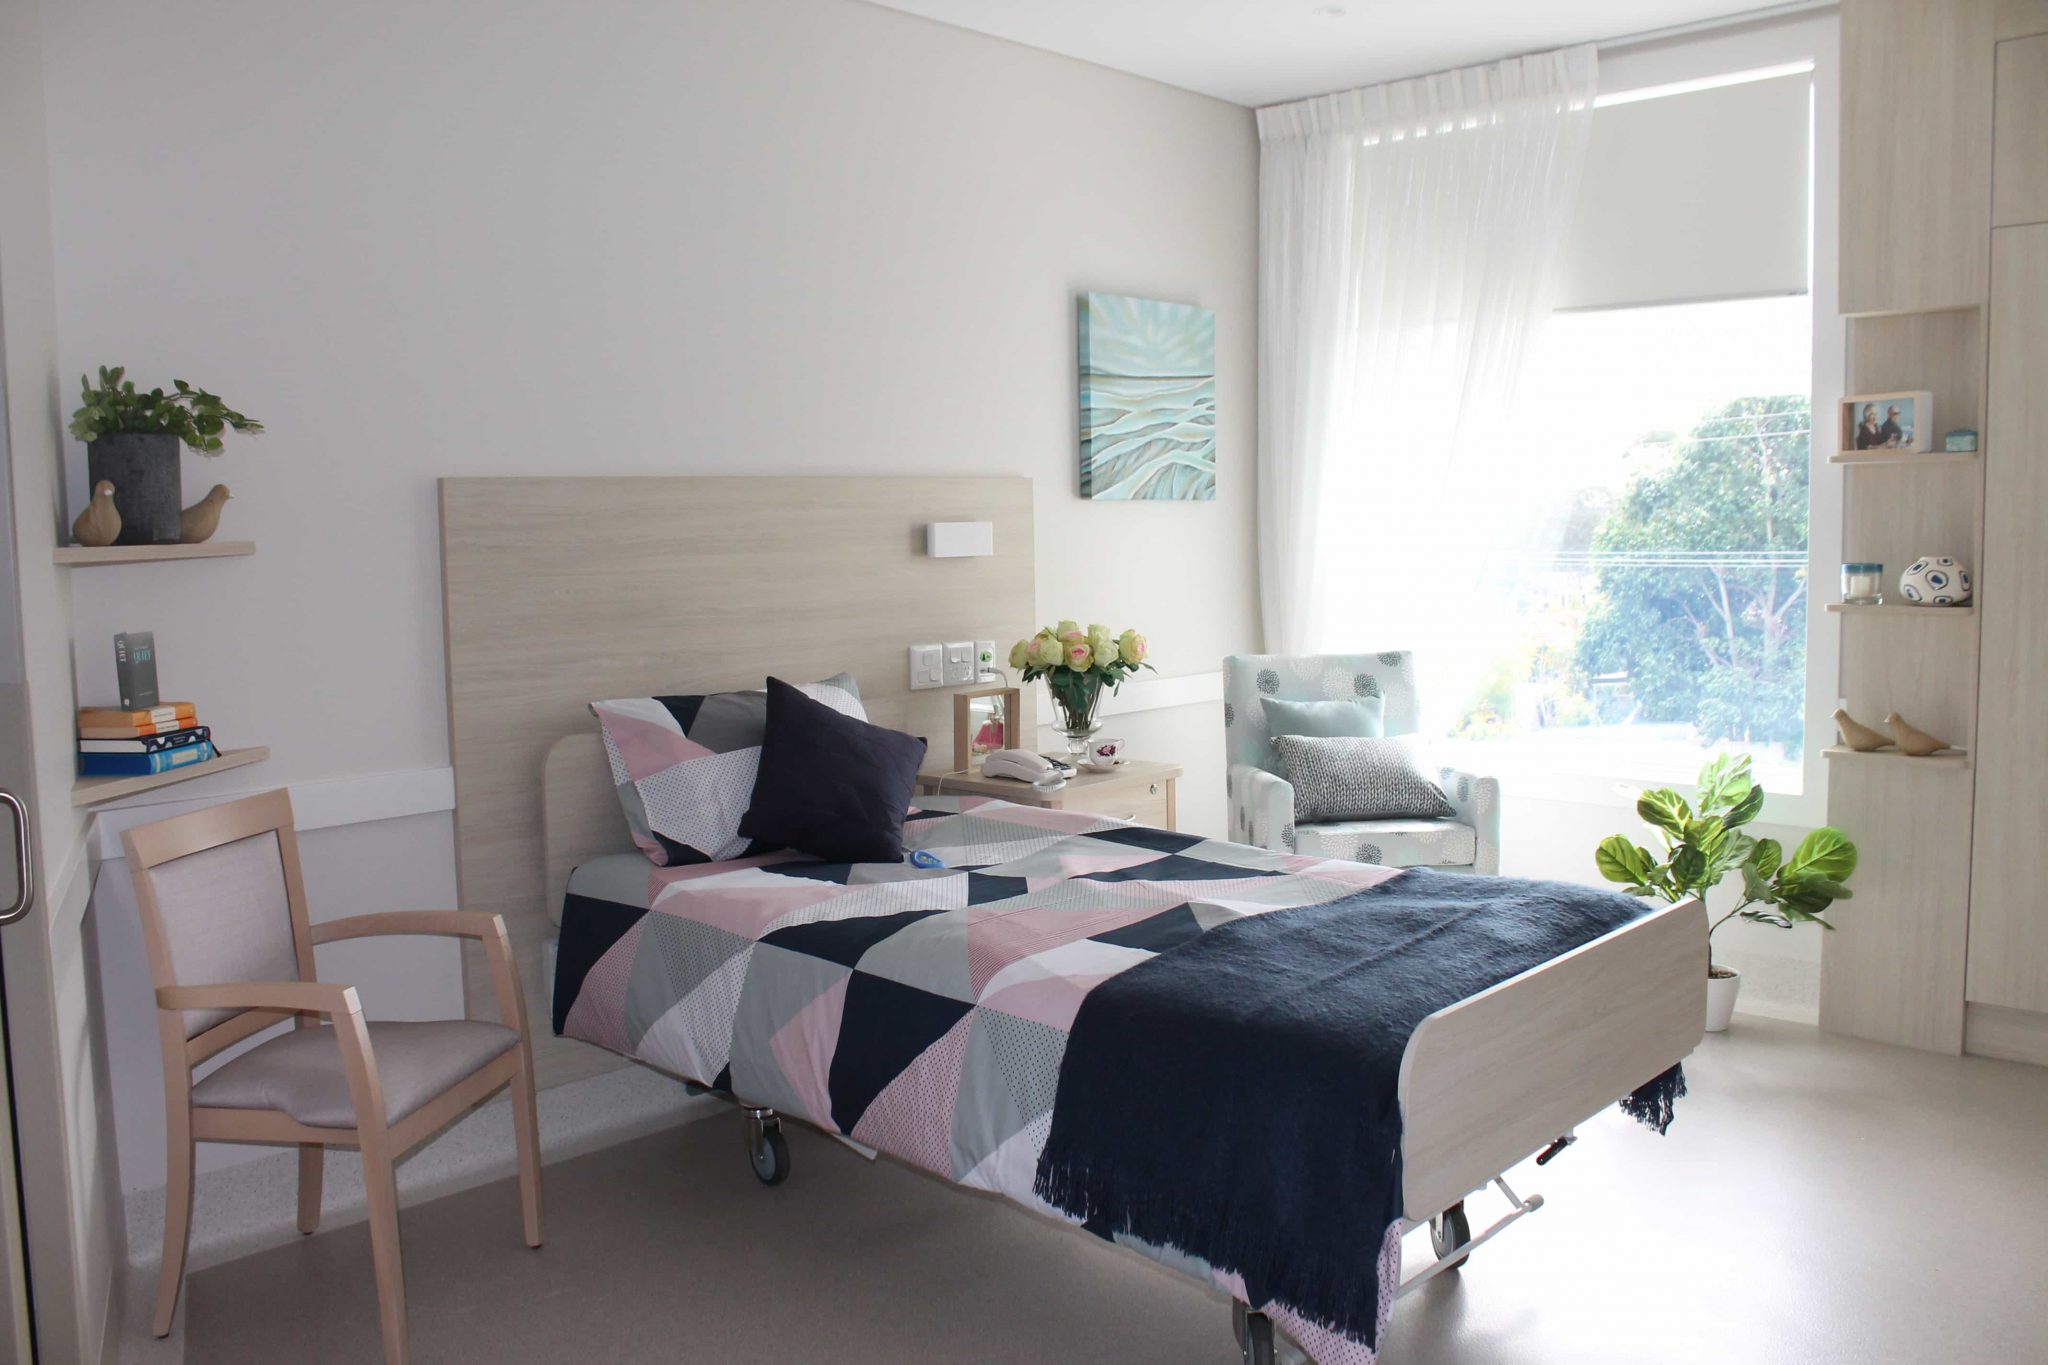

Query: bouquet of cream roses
1009 622 1152 740
1009 621 1150 682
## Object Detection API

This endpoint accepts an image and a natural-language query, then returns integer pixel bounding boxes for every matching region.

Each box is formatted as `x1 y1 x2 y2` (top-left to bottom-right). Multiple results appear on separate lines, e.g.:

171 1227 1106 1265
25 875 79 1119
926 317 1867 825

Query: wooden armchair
123 789 542 1365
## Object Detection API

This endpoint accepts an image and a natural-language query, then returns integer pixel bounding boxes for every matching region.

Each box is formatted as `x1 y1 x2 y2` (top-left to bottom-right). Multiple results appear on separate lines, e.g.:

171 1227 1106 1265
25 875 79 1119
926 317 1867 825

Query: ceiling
860 0 1785 107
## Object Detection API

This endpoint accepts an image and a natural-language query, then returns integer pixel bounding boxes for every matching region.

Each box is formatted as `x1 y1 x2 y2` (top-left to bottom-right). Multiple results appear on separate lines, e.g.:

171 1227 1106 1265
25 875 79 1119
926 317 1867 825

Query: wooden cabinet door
1840 0 1995 313
1968 223 2048 1011
1994 34 2048 227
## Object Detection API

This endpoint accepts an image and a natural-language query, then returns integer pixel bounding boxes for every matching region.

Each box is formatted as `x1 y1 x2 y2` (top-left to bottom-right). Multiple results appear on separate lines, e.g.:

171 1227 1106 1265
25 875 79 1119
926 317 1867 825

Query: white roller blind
1554 71 1811 310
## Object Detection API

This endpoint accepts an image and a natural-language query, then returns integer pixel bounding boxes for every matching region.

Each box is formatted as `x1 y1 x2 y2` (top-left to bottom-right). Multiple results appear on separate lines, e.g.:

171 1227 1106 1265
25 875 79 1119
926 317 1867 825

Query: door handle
0 790 32 926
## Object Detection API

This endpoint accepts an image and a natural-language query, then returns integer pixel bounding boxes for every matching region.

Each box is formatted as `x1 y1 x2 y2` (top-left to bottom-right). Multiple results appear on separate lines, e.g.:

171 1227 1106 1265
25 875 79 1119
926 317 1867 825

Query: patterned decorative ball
1898 555 1972 606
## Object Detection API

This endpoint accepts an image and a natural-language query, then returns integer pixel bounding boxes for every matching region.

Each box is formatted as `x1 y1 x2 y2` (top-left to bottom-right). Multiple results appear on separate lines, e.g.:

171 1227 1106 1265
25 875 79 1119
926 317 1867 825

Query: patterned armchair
1224 652 1500 874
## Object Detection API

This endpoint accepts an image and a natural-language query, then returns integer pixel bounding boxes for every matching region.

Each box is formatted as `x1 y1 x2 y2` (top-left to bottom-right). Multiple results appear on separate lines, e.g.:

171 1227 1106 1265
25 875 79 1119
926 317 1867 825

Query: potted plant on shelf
69 366 261 545
1010 621 1152 756
1596 753 1857 1033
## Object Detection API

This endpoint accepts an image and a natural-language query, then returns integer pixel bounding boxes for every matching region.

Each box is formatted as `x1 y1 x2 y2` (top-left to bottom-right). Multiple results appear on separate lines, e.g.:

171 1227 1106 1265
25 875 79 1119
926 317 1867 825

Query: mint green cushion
1259 694 1385 741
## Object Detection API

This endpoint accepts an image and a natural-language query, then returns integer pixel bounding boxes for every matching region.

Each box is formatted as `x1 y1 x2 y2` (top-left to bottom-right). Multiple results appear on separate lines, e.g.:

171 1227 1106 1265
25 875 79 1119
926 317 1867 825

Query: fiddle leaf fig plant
1596 753 1856 975
68 366 262 452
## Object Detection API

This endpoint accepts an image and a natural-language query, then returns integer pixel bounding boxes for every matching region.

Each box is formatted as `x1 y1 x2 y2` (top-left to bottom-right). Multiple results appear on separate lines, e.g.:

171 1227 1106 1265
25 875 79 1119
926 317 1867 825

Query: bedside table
915 759 1183 831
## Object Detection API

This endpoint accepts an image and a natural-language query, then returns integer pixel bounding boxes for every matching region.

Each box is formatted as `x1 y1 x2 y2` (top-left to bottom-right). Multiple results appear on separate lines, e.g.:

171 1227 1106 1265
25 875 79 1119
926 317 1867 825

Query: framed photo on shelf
1839 390 1933 455
952 685 1021 772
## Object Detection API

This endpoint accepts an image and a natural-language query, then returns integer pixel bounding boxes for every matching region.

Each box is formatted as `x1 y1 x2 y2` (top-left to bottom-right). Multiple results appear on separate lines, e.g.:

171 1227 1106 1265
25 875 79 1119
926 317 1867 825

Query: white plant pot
1705 970 1741 1033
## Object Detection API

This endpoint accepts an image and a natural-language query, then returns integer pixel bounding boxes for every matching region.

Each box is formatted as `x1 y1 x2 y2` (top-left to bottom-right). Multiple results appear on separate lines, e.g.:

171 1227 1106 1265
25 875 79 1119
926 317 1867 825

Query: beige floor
156 1018 2048 1364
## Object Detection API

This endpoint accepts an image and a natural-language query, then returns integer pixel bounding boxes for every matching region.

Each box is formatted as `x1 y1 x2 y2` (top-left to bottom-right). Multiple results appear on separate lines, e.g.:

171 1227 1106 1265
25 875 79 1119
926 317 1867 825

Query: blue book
78 741 217 778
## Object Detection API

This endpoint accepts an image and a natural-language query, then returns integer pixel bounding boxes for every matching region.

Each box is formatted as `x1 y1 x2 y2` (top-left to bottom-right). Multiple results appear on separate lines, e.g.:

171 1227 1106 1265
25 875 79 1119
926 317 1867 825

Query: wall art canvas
1078 292 1216 500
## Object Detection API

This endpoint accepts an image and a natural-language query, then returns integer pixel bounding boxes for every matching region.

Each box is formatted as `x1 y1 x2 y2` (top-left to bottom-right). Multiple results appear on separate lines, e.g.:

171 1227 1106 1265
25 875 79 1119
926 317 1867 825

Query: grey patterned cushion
1272 735 1456 823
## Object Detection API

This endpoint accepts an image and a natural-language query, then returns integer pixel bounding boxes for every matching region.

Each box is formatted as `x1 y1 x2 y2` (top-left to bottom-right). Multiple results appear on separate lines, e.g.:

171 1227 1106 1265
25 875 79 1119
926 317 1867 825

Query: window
1437 295 1813 792
1425 61 1820 794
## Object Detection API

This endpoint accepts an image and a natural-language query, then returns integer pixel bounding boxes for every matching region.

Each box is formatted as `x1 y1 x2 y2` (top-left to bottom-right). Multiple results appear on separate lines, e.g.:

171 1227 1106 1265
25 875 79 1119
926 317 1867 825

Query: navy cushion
740 677 927 864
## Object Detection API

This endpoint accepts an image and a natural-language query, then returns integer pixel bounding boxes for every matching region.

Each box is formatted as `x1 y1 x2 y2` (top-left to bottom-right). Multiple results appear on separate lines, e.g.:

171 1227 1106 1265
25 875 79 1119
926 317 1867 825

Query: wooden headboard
439 475 1036 1088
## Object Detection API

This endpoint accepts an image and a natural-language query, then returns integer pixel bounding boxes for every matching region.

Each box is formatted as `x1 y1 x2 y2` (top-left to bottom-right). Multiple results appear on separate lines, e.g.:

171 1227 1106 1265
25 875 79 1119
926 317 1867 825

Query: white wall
34 0 1260 1204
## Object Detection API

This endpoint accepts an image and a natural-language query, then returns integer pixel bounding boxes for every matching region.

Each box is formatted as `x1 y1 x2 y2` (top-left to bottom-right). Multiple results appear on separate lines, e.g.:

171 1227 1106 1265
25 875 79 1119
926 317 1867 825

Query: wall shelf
72 746 269 807
54 541 254 567
1828 449 1979 467
1822 745 1971 770
1825 602 1975 616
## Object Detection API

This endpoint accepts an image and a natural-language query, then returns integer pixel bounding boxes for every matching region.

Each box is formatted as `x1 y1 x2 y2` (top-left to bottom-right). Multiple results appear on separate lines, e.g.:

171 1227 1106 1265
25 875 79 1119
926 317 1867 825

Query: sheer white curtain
1256 47 1598 712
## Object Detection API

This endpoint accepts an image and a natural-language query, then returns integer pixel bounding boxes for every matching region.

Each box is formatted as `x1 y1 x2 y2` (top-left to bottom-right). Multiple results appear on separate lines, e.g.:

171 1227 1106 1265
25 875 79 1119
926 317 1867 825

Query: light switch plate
942 641 975 686
909 644 945 690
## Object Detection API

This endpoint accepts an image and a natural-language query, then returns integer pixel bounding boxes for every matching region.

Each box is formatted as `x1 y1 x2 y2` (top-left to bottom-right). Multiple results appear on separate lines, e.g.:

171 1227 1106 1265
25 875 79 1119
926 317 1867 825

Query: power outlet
942 641 976 686
974 639 998 679
909 644 945 690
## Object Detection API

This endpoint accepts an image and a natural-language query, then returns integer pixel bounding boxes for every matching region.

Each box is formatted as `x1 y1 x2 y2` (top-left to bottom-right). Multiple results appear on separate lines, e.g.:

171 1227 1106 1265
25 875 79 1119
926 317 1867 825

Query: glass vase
1046 673 1105 757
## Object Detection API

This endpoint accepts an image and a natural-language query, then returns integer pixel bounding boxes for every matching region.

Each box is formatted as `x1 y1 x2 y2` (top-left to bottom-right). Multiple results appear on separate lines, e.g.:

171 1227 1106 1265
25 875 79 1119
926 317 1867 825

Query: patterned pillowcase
1272 735 1456 823
591 672 865 865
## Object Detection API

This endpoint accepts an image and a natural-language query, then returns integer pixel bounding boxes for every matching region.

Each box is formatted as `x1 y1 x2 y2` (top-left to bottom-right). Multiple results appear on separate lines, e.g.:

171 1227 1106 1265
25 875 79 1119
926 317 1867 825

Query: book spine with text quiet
114 631 160 710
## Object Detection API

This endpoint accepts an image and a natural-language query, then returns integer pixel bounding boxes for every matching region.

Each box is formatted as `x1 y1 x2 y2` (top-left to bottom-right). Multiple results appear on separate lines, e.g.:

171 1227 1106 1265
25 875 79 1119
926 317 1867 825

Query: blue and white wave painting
1079 292 1216 501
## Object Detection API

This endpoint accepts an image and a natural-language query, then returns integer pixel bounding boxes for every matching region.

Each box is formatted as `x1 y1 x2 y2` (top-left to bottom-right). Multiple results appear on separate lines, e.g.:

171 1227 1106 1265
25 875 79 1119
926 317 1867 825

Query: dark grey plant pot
86 433 183 544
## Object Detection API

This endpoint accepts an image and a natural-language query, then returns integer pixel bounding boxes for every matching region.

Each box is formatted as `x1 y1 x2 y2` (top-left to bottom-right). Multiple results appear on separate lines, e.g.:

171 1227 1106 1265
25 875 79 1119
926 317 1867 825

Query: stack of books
77 703 217 778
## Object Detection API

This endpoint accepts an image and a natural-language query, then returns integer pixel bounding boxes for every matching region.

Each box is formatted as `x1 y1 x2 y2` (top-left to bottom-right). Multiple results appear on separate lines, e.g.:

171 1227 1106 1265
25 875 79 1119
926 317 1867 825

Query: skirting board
1963 1002 2048 1066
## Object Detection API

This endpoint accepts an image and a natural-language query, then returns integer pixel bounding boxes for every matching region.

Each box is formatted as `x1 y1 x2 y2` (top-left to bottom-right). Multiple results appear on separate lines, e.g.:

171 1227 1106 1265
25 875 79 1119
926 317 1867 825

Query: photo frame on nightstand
953 685 1021 772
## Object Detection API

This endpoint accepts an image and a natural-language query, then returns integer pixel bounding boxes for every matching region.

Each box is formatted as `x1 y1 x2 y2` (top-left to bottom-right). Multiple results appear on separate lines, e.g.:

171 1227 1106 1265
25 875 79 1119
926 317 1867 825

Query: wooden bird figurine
1833 707 1893 752
1885 712 1952 757
71 480 121 548
179 484 231 544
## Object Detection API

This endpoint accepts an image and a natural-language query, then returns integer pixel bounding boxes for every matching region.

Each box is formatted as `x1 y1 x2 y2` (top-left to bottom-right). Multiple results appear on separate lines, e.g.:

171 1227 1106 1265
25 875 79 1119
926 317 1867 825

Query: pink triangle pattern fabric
590 673 865 866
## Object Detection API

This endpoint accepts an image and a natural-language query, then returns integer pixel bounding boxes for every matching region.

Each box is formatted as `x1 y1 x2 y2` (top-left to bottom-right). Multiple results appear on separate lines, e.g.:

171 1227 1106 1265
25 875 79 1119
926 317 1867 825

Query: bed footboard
1396 898 1705 1220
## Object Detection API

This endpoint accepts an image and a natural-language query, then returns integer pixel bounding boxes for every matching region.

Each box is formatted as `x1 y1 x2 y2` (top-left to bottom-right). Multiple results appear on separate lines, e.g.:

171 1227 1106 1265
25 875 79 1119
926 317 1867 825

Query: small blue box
1944 429 1978 452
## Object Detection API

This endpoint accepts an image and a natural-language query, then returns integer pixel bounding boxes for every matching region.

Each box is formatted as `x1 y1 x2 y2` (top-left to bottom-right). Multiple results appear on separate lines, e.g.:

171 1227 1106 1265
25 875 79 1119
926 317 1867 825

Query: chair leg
153 1105 195 1337
510 1053 544 1248
297 1143 324 1234
361 1147 409 1365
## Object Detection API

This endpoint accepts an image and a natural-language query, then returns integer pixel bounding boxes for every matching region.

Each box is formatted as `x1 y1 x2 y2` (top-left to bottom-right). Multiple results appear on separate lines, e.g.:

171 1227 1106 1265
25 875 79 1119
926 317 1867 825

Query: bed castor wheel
745 1109 788 1186
1233 1302 1276 1365
1430 1200 1471 1270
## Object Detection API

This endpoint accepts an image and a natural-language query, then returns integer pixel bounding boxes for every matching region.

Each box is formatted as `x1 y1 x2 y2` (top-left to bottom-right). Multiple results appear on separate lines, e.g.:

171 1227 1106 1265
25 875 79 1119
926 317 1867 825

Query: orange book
78 715 201 740
77 703 195 728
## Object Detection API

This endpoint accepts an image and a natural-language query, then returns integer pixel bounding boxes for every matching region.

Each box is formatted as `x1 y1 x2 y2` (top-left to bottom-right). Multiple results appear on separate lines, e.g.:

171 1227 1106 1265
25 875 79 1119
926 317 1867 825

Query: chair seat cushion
1293 817 1478 869
191 1020 519 1129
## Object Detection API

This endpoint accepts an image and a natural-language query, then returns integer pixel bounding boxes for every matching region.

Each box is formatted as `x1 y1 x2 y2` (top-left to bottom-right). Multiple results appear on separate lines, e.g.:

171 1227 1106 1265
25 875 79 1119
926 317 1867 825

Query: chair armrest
1434 764 1501 875
156 979 361 1017
1228 763 1296 852
309 910 505 945
312 910 528 1034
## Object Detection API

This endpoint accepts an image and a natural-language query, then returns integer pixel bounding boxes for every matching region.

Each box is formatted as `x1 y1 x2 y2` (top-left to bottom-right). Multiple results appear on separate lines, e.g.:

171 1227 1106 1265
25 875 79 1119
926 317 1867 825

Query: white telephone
982 749 1068 788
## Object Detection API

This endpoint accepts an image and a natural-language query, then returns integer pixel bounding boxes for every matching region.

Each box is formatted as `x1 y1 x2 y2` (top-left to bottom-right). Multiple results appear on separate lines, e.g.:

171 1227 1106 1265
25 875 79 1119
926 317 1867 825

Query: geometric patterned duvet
554 795 1411 1364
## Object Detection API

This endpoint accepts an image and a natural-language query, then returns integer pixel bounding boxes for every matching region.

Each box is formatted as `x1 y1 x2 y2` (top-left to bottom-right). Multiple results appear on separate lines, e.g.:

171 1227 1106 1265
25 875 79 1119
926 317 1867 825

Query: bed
541 732 1705 1365
437 475 1705 1365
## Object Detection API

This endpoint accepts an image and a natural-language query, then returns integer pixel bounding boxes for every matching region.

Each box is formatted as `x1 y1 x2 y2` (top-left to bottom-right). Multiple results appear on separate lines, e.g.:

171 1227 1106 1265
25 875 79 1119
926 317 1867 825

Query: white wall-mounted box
926 521 994 558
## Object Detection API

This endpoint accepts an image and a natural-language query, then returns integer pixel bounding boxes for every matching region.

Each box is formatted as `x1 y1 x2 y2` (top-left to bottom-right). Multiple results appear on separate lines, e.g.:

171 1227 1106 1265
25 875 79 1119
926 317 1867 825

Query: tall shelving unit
1822 0 2048 1061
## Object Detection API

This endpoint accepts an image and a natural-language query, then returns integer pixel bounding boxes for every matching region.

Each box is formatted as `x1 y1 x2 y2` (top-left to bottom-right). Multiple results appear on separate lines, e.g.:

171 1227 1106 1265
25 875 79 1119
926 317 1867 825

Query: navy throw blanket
1033 868 1686 1345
